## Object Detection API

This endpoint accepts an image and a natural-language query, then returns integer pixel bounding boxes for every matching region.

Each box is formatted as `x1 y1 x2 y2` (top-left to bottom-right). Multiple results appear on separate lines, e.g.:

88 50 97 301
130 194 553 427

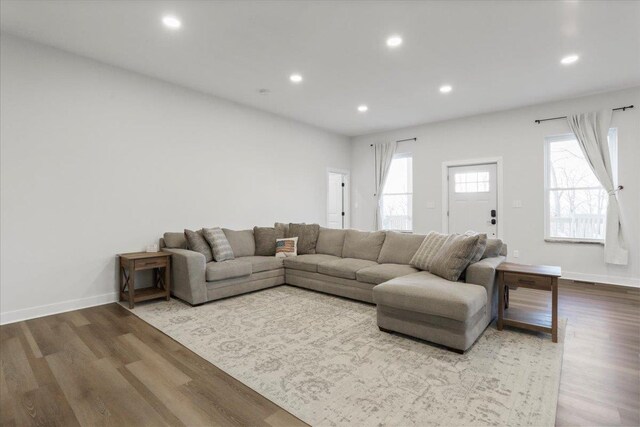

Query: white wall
0 34 350 323
351 88 640 287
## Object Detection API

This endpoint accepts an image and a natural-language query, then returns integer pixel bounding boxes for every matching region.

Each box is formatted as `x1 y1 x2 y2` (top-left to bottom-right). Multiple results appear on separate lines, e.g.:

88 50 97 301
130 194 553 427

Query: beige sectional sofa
159 227 506 352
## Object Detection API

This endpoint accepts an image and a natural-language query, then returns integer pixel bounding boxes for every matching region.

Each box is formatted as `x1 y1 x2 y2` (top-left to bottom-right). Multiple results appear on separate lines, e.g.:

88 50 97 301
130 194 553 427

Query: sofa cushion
317 258 378 280
372 272 487 322
288 223 320 255
238 256 284 273
184 229 213 262
205 260 252 282
202 227 235 261
254 226 277 256
163 232 187 249
274 222 289 239
410 231 449 271
482 238 503 259
341 230 386 261
222 229 255 257
377 232 426 265
315 228 346 257
429 233 480 281
356 263 419 285
283 254 341 273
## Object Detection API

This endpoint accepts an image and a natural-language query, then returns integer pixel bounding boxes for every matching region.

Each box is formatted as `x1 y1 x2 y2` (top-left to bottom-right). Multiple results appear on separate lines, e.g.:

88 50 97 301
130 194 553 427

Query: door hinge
447 210 449 217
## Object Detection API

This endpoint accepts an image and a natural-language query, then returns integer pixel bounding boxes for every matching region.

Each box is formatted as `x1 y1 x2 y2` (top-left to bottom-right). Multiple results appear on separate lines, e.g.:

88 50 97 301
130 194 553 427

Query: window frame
543 129 617 244
381 152 413 233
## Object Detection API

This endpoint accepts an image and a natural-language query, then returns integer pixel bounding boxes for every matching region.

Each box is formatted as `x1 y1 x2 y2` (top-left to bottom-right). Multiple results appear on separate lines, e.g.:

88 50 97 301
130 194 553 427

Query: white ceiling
2 1 639 136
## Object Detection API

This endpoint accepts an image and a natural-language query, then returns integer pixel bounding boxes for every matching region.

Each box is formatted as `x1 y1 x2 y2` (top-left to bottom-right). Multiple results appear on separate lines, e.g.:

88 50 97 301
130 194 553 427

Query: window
455 171 490 193
381 153 412 231
544 129 617 242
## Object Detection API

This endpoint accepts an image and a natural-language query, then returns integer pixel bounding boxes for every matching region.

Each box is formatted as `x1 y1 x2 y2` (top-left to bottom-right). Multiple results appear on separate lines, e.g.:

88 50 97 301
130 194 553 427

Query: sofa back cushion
254 226 277 256
341 230 386 261
163 232 187 249
288 223 320 255
222 229 255 257
410 231 449 271
482 238 504 259
274 222 289 239
377 232 426 265
184 229 213 262
316 228 347 257
429 233 480 281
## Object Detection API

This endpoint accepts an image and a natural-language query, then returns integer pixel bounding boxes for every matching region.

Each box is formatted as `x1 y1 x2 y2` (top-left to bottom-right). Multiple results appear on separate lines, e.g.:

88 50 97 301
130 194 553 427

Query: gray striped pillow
202 227 235 262
184 229 213 262
410 231 450 271
429 233 480 281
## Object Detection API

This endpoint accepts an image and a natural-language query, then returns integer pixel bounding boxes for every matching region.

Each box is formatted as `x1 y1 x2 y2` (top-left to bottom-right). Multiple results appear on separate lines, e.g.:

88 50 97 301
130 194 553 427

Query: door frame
441 157 503 238
326 168 350 229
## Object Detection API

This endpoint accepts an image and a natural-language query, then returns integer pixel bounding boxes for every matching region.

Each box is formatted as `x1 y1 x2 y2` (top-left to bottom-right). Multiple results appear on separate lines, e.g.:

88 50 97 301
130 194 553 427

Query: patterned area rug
128 285 564 426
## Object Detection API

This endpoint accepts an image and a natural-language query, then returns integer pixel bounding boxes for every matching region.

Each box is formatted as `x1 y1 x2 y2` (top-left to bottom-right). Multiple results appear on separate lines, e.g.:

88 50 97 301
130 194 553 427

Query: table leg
497 271 504 331
128 266 135 309
552 277 558 343
164 259 171 301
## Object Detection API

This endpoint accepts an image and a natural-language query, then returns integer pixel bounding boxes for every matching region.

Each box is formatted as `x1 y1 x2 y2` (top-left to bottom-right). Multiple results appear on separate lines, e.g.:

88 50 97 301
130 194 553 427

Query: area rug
128 285 564 426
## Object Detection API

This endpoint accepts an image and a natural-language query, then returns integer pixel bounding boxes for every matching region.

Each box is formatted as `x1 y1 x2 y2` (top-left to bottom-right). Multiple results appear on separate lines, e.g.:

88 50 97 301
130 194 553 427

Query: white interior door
327 172 345 229
448 163 498 237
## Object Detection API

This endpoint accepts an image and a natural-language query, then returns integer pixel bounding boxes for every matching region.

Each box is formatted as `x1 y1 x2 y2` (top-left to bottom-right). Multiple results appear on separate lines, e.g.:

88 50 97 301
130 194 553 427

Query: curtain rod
370 137 416 147
534 105 634 124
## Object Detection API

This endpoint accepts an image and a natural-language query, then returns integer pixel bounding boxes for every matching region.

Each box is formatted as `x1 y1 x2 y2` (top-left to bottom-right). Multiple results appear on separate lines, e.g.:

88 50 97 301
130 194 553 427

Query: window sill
544 238 604 245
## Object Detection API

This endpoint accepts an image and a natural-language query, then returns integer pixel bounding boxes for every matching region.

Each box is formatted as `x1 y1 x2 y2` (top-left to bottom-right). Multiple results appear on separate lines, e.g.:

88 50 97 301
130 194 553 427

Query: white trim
441 157 504 238
326 167 350 229
561 271 640 288
0 291 119 325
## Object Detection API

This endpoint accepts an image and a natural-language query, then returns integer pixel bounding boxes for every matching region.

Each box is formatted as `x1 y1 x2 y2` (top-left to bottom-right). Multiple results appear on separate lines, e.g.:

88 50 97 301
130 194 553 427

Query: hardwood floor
1 283 638 426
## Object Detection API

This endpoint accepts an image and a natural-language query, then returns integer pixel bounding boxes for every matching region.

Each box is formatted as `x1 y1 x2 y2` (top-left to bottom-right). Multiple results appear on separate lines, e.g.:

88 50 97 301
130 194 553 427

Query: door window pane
454 172 490 193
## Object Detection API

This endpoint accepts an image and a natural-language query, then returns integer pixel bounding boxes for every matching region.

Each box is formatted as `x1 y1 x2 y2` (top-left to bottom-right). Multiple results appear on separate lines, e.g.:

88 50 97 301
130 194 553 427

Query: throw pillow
184 229 213 262
275 237 298 258
222 229 255 257
465 231 488 263
275 222 289 240
482 238 504 259
254 226 277 256
202 227 235 261
409 231 450 271
288 223 320 255
429 233 481 281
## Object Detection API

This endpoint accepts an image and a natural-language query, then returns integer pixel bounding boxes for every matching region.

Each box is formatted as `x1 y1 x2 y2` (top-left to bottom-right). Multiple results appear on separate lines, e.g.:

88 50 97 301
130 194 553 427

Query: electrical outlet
513 250 520 258
426 201 436 209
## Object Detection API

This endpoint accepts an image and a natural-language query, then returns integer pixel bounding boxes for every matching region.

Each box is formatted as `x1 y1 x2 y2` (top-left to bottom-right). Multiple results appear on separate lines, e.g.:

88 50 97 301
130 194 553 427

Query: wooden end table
496 262 561 342
119 252 171 308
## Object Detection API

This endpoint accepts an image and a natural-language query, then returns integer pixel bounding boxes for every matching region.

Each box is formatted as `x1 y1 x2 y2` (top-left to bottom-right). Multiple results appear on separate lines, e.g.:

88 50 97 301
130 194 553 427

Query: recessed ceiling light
289 74 303 83
162 15 182 29
357 105 369 112
439 85 453 93
561 54 579 65
386 35 403 48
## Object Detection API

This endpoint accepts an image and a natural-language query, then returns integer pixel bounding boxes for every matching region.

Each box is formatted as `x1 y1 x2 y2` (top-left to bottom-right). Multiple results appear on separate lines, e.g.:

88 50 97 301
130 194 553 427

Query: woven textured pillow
184 229 213 262
482 238 504 259
254 226 277 256
202 227 235 261
409 231 450 271
429 233 480 281
465 231 488 263
275 237 298 258
288 223 320 255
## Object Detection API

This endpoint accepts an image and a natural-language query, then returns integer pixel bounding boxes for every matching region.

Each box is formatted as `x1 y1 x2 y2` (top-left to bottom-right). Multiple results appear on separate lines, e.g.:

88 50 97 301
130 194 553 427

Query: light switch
512 200 523 208
426 201 436 209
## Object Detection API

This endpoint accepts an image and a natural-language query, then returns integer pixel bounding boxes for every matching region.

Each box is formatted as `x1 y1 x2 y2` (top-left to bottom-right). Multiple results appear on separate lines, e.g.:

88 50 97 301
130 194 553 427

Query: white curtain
373 141 397 230
567 109 628 265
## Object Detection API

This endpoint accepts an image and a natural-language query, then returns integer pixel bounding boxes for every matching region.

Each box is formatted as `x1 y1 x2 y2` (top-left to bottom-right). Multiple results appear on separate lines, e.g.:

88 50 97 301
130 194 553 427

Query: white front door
448 163 498 237
327 172 345 229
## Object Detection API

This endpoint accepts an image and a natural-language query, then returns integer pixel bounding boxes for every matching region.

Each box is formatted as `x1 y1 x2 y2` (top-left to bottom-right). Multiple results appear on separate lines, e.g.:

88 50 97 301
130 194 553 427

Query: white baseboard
0 292 119 325
562 271 640 288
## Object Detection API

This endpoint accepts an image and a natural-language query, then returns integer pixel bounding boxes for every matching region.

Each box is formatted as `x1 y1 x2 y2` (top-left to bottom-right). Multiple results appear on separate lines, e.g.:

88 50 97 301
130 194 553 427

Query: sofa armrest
162 248 207 305
465 256 505 319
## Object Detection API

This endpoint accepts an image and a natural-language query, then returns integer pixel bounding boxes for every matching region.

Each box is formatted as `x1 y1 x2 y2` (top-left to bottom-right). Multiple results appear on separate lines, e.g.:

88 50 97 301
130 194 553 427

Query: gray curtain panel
373 141 397 230
567 109 628 265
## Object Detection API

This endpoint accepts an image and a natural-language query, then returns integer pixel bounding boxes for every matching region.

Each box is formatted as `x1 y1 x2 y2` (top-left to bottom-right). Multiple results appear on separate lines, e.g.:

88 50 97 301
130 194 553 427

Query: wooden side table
119 252 171 308
496 262 561 342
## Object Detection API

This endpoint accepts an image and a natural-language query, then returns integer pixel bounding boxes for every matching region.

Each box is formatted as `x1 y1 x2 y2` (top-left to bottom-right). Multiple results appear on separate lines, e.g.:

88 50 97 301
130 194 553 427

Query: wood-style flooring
1 282 638 426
